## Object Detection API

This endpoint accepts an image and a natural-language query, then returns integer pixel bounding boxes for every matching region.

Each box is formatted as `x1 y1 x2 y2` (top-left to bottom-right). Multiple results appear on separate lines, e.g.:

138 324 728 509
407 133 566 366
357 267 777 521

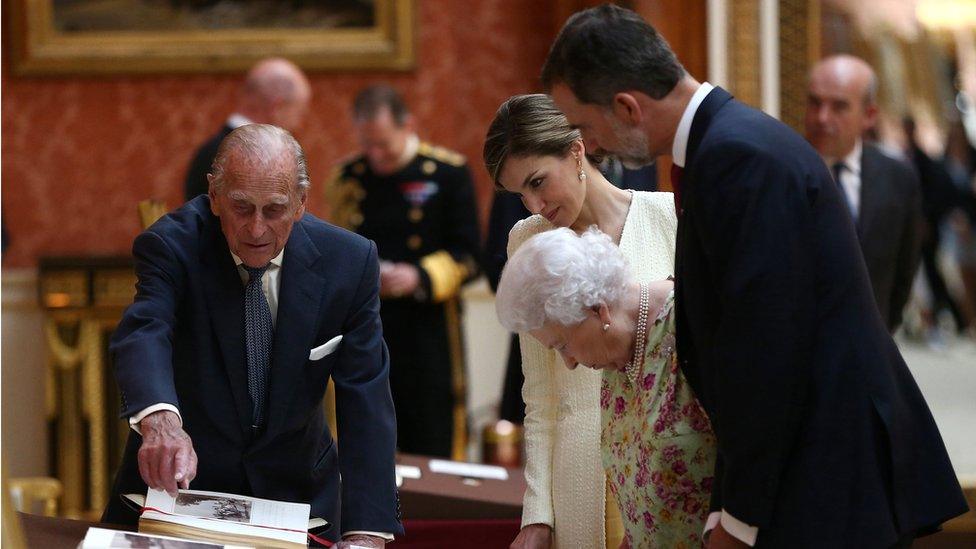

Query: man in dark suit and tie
183 58 311 201
105 124 400 548
805 55 924 333
544 5 966 548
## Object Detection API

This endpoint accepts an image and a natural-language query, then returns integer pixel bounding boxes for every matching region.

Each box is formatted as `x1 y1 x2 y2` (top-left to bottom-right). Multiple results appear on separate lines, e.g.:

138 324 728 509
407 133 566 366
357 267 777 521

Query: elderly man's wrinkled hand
138 410 197 496
336 533 386 548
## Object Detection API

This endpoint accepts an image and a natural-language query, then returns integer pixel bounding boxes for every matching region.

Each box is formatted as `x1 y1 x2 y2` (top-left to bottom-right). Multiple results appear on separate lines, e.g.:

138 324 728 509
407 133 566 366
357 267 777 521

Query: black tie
831 161 844 185
243 265 273 429
832 162 856 220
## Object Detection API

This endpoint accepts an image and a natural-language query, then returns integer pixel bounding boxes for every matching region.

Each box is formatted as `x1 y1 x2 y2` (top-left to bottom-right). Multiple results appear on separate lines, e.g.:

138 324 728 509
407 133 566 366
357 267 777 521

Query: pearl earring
578 157 587 182
602 323 610 332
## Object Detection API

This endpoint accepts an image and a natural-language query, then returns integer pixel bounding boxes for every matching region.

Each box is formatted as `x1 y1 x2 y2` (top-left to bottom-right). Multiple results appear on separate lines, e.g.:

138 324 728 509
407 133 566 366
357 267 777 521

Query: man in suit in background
106 124 400 548
805 55 924 332
183 58 311 201
543 5 966 548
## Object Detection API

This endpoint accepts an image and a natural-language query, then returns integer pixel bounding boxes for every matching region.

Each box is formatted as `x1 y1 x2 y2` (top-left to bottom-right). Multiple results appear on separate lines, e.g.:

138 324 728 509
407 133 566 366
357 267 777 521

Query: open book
125 489 327 549
81 526 254 548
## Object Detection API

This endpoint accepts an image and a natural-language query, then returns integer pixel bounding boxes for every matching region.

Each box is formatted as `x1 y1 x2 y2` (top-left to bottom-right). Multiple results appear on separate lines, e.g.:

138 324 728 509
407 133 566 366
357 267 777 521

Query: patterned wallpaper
1 0 554 267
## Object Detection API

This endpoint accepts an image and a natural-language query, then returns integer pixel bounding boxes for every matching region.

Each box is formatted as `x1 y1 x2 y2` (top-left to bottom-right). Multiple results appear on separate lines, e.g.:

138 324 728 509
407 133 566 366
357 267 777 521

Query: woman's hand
510 523 552 549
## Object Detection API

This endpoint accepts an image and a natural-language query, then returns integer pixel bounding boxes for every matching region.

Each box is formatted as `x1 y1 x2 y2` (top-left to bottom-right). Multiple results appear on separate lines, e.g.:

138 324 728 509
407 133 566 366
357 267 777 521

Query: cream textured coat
508 191 678 548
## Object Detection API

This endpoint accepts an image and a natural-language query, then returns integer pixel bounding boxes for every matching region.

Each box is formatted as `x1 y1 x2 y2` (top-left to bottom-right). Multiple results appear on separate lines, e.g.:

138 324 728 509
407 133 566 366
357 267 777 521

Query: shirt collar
399 133 420 168
227 113 253 130
671 82 715 168
843 139 862 175
230 247 285 269
823 139 862 176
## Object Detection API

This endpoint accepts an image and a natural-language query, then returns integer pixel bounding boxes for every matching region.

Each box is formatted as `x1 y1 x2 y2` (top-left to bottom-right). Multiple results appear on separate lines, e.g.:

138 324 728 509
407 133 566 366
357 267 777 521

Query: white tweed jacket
508 191 678 549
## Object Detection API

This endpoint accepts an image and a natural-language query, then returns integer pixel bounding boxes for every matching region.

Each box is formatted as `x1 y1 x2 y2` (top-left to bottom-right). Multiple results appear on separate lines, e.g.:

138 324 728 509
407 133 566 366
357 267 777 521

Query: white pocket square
309 335 343 361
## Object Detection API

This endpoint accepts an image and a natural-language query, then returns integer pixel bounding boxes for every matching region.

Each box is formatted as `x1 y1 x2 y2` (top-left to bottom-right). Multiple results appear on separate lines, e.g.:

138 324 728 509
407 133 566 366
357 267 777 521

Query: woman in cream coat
483 94 677 548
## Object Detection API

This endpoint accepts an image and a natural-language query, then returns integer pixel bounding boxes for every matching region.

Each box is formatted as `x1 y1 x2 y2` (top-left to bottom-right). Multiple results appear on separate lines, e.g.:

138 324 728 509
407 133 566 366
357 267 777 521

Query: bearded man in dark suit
543 5 965 548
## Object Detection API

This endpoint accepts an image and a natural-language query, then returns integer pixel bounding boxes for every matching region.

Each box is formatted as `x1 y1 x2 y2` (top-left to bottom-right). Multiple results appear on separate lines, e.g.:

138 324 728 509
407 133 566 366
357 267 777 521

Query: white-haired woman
496 227 715 549
484 94 678 548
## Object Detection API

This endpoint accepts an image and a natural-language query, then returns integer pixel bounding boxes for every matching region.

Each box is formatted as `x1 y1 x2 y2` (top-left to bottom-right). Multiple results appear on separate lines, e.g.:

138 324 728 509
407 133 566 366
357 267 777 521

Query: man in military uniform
328 85 481 459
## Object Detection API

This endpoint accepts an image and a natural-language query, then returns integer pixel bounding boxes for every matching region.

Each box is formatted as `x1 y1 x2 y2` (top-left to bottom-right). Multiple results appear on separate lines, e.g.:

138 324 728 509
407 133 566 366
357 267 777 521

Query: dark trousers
922 242 968 331
383 301 457 457
498 334 525 424
891 530 915 548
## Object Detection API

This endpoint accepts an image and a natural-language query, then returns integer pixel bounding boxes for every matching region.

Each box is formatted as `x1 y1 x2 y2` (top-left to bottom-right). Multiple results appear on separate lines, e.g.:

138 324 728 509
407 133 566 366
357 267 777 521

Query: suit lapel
260 220 326 442
200 215 253 437
675 86 733 277
674 87 731 386
685 87 733 172
857 144 883 242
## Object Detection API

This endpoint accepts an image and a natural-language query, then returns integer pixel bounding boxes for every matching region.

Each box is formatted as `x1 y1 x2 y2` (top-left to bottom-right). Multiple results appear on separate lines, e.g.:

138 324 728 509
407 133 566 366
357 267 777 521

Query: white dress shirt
128 249 284 431
672 82 715 168
825 139 863 220
231 248 284 327
226 113 253 130
671 81 760 547
130 248 392 541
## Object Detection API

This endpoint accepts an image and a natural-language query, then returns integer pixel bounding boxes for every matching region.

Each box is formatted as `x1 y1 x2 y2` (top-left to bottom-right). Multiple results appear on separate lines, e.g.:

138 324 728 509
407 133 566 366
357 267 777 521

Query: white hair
210 123 310 193
496 227 629 332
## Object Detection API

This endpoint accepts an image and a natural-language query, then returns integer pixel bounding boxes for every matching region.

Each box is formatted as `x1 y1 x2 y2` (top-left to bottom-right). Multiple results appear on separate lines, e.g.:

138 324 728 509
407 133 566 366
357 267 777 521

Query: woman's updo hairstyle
483 94 582 189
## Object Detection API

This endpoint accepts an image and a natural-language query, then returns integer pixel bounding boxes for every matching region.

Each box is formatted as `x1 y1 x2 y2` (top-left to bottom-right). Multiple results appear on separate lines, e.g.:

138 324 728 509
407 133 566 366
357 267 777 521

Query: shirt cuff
703 510 758 546
704 511 721 537
342 531 394 541
128 404 182 435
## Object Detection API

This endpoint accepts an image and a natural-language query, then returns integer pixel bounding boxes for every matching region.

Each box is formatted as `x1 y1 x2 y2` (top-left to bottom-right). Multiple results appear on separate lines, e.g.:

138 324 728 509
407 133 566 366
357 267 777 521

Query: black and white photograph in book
174 493 252 523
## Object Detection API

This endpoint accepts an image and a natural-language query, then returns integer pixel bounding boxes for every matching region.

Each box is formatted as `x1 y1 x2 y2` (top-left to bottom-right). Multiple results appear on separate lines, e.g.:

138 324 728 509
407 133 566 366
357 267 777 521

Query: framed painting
9 0 415 75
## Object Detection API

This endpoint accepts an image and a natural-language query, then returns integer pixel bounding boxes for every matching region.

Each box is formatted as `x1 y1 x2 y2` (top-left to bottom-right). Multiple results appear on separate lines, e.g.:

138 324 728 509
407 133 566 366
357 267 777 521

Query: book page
142 489 308 545
395 464 422 479
428 459 509 480
82 527 253 548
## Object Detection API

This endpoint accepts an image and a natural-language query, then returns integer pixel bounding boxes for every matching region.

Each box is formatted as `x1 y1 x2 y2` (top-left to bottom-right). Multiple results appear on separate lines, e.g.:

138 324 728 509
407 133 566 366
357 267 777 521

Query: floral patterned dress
601 294 716 548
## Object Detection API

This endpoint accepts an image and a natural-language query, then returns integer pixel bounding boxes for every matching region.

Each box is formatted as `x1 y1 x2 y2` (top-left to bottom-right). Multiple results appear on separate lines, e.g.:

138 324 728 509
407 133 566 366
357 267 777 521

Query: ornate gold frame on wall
9 0 415 75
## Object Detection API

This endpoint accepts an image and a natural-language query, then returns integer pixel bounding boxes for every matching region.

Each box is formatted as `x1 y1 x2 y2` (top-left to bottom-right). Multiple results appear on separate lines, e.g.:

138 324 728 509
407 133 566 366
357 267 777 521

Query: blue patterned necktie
243 264 273 430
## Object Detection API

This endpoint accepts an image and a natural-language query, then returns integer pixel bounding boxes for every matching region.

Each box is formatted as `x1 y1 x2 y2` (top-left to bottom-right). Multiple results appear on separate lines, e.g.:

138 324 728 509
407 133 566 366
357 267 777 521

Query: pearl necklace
625 283 650 385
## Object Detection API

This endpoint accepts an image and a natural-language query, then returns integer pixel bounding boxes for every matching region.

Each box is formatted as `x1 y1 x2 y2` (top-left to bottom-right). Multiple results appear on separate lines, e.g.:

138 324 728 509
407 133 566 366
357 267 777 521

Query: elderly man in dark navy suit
543 5 965 548
104 124 401 548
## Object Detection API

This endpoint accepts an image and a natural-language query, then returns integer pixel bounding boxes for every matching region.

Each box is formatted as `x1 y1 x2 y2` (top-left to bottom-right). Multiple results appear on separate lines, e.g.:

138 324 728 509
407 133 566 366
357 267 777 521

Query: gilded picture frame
9 0 414 75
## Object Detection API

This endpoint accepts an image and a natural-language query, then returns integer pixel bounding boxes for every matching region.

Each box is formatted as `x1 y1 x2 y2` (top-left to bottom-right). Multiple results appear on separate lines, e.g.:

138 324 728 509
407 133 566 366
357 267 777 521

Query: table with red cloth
18 513 521 548
395 454 525 520
20 512 976 548
16 455 527 548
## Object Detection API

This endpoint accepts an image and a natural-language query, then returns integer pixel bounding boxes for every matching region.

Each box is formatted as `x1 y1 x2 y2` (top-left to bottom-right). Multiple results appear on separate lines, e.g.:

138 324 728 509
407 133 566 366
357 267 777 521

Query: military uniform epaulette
337 154 369 179
417 141 466 167
326 156 367 231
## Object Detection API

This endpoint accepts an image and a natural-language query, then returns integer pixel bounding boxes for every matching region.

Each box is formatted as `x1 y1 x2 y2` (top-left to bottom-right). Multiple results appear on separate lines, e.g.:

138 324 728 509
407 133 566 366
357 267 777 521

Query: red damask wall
1 0 554 268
